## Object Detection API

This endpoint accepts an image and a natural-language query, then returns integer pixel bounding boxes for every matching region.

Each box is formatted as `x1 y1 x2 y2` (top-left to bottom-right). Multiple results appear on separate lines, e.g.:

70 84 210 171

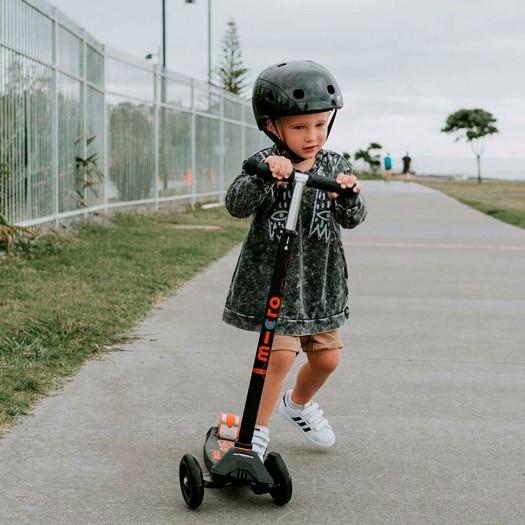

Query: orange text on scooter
255 296 281 367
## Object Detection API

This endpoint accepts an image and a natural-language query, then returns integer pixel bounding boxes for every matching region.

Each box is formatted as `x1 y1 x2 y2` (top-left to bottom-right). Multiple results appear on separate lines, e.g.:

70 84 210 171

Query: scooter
179 158 356 509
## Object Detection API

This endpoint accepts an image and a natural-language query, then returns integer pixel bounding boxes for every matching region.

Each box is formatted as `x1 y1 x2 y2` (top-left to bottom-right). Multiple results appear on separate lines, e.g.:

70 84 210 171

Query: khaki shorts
271 330 343 354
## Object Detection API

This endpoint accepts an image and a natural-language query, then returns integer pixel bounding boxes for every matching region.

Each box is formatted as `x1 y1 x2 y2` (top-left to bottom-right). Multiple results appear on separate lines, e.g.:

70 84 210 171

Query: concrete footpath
1 181 524 525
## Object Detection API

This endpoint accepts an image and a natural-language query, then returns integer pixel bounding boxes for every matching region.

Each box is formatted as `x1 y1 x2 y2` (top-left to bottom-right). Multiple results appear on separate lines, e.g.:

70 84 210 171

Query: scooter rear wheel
179 454 204 509
265 452 292 505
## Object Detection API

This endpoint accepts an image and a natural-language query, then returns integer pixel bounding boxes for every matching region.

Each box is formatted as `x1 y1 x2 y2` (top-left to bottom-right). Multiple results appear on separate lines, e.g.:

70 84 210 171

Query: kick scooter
179 158 356 509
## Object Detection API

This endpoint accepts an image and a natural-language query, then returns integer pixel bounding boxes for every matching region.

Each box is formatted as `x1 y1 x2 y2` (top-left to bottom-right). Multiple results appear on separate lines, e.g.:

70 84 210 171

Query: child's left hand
328 173 361 200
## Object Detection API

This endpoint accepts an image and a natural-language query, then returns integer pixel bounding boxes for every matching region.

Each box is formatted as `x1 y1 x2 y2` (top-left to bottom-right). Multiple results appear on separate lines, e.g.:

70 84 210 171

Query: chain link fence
0 0 265 227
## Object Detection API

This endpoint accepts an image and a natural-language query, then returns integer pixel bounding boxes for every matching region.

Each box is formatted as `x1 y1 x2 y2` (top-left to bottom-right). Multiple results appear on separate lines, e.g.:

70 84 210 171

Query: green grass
353 171 383 181
414 178 525 229
0 207 248 428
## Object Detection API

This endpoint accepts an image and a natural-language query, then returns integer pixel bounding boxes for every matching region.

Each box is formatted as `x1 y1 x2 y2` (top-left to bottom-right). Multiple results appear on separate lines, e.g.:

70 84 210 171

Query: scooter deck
203 426 236 471
202 426 273 489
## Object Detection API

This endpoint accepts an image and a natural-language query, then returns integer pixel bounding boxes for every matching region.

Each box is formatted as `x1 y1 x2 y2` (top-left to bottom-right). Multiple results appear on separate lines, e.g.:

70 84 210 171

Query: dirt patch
169 224 223 231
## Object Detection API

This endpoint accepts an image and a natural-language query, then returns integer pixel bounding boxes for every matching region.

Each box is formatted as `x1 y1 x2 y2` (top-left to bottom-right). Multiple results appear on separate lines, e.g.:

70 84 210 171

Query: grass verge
414 178 525 229
0 206 248 429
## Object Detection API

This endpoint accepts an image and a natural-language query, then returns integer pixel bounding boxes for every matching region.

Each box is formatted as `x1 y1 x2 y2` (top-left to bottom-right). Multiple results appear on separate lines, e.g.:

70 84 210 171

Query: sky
49 0 525 175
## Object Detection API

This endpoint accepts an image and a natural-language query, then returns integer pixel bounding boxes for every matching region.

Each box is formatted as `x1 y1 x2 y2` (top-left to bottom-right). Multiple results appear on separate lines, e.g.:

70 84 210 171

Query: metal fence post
219 90 225 201
81 28 88 217
103 44 109 215
153 65 160 211
190 79 197 206
51 8 59 227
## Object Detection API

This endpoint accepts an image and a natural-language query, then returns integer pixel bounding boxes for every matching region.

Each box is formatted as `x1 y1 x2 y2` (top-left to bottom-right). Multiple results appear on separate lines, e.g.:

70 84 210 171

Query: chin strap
263 123 304 163
264 110 339 164
326 109 338 138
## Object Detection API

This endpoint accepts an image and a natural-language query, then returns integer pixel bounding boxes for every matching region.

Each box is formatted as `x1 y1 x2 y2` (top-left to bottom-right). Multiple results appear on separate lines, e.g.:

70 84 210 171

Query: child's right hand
264 156 293 187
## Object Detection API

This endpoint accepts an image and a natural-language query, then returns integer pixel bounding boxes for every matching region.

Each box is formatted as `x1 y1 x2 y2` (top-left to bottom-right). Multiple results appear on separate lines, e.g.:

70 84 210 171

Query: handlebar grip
306 173 355 198
244 158 274 182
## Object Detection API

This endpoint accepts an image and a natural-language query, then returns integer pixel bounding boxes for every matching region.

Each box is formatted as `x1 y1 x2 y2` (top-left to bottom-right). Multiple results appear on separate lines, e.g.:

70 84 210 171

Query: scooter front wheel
265 452 292 505
179 454 204 509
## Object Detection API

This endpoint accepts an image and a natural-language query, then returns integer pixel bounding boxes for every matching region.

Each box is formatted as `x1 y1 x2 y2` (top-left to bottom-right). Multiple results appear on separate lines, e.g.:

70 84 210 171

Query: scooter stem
235 173 309 448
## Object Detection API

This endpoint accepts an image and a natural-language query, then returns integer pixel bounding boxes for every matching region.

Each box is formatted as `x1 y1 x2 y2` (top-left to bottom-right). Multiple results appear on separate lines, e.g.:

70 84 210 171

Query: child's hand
328 173 361 199
265 156 293 187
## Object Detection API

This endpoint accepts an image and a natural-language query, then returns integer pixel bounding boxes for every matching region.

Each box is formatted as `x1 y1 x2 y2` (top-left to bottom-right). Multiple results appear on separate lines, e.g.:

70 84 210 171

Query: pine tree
217 18 248 95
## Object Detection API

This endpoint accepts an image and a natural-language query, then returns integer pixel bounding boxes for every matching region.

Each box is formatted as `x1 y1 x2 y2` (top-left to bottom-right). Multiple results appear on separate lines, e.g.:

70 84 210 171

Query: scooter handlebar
244 158 357 198
244 158 274 181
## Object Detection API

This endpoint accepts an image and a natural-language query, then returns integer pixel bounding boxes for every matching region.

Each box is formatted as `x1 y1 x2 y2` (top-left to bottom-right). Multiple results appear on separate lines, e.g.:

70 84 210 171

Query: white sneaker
278 389 335 448
251 425 270 461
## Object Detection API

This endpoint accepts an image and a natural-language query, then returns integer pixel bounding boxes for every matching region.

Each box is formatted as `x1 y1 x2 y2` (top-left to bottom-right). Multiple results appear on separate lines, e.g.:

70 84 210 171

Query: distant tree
354 142 382 174
217 18 248 95
109 102 155 201
441 108 498 183
0 58 53 218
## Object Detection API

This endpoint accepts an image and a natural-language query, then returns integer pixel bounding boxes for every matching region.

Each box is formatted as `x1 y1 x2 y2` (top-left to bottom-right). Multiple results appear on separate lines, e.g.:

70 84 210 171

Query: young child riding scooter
223 60 367 459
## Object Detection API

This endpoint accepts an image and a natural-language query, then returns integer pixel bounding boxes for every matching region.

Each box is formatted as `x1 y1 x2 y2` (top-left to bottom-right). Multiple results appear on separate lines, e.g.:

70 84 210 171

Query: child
223 60 367 459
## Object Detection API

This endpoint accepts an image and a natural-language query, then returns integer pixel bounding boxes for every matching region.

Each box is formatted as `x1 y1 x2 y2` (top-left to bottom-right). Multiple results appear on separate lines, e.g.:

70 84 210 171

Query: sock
254 425 269 436
287 390 305 410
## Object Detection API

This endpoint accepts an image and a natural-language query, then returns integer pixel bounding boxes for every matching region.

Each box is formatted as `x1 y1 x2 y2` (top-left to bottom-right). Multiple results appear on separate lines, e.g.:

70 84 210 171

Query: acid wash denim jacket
222 146 367 336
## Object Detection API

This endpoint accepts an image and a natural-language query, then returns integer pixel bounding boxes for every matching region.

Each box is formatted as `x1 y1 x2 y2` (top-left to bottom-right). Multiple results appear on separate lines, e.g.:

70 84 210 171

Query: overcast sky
49 0 525 164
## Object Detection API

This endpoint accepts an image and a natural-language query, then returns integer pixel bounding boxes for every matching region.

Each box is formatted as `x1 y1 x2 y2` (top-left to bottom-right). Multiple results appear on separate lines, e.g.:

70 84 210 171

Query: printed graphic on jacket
268 187 291 241
309 190 332 242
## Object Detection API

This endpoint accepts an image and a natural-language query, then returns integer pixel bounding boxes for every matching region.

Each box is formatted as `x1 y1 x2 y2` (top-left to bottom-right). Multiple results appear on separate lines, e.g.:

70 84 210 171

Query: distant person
383 152 392 181
402 152 412 181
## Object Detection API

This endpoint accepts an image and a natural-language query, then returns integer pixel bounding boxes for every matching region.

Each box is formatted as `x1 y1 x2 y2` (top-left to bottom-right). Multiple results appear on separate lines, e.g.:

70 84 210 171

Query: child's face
267 111 331 160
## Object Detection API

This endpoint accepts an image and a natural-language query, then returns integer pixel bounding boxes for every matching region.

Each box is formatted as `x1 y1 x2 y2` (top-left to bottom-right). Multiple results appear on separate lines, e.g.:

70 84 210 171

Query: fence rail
0 0 264 227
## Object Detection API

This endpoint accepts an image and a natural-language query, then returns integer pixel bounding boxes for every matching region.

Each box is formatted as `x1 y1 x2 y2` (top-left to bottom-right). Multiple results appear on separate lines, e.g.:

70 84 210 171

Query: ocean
355 157 525 181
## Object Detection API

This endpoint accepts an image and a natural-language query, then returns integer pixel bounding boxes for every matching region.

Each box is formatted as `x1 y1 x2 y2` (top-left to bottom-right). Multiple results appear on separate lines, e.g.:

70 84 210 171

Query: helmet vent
293 89 305 99
277 62 287 67
327 85 335 94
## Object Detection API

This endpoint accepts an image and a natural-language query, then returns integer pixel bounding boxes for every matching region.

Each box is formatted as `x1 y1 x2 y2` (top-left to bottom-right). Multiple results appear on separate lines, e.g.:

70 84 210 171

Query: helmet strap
263 111 338 164
264 119 305 163
326 109 338 138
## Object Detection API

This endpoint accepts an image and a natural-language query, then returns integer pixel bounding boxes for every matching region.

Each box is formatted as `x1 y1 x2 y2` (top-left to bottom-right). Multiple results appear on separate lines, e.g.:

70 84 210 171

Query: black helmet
252 60 343 161
252 60 343 129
